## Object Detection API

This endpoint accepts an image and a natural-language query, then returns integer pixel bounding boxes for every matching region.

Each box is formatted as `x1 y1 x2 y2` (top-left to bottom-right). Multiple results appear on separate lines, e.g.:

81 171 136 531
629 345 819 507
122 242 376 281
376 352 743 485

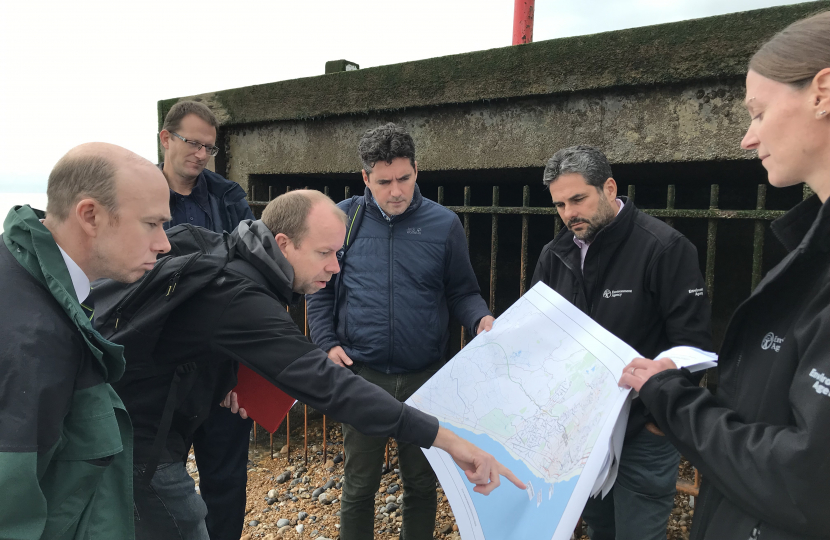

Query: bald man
0 143 171 540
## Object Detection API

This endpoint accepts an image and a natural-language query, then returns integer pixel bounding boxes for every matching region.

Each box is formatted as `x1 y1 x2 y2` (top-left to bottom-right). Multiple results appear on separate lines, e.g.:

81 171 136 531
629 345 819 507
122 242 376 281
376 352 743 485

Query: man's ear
604 177 618 200
362 169 370 187
274 233 292 255
413 160 418 180
159 130 171 151
75 198 101 238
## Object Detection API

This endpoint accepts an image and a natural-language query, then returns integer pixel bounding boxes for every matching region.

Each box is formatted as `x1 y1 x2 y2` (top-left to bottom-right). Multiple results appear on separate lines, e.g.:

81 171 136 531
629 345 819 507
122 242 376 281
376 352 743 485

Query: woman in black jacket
619 11 830 540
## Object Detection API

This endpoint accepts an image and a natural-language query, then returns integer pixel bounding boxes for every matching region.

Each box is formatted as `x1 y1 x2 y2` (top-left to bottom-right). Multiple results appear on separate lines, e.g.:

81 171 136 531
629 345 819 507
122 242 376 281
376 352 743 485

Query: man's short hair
542 145 613 189
161 101 219 134
358 123 416 174
261 190 346 246
46 153 119 222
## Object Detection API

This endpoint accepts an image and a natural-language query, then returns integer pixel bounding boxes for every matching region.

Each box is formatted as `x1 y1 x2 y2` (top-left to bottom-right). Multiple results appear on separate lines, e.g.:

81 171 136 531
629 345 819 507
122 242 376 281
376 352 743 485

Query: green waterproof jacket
0 206 134 539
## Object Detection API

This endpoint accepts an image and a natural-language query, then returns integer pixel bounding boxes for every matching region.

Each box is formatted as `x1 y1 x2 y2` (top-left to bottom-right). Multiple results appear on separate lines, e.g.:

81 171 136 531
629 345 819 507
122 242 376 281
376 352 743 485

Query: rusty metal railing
247 181 811 497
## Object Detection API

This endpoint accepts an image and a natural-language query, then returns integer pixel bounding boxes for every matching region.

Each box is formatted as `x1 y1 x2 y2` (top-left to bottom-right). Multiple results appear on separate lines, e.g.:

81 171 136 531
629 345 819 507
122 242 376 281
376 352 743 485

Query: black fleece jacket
640 195 830 540
531 197 713 439
116 220 439 463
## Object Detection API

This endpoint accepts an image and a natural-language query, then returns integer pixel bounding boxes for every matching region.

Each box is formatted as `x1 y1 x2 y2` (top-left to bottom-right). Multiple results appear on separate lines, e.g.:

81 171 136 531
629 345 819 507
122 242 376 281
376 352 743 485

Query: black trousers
192 406 253 540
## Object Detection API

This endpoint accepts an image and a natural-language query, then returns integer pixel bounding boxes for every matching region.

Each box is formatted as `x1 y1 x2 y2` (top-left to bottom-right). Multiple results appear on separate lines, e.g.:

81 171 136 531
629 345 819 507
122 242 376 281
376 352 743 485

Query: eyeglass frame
169 132 220 157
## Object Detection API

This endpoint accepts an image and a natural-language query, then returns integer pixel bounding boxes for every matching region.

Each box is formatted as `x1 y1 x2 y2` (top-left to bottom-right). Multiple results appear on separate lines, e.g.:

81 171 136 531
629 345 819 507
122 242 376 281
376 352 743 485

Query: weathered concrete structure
159 1 829 194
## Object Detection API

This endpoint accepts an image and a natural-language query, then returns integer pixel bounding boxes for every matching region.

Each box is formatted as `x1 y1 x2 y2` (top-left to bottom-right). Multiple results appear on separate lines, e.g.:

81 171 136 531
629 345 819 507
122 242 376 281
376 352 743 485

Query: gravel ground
185 417 696 540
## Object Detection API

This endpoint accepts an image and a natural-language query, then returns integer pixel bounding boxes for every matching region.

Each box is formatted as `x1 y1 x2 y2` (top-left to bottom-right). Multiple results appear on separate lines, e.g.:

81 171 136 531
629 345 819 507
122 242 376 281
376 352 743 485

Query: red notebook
234 365 296 433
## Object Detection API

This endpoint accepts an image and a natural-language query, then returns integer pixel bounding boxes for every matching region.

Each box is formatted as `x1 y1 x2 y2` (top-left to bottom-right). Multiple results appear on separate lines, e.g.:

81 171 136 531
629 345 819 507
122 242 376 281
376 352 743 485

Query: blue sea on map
443 423 580 540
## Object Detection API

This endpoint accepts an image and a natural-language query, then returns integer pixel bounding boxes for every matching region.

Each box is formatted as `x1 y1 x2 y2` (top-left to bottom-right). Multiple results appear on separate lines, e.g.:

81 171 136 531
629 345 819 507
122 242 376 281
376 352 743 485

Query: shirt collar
573 197 625 250
56 244 90 303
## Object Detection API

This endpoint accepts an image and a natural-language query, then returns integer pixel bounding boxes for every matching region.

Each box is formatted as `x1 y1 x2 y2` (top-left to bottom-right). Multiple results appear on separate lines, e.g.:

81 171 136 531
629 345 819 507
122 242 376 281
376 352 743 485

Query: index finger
499 464 526 490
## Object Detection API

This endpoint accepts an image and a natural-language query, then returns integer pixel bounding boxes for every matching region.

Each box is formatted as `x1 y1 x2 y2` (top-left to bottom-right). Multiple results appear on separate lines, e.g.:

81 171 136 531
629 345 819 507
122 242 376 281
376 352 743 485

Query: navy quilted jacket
307 185 490 374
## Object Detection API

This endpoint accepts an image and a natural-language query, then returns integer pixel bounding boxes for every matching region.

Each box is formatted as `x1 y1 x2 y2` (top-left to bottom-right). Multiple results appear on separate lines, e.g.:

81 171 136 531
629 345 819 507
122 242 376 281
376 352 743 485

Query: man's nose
327 254 341 274
391 183 402 197
155 229 171 254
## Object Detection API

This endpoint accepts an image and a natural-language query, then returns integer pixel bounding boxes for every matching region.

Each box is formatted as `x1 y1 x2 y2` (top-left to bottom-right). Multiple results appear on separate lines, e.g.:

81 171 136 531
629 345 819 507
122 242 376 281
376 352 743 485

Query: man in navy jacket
306 123 494 540
156 101 254 540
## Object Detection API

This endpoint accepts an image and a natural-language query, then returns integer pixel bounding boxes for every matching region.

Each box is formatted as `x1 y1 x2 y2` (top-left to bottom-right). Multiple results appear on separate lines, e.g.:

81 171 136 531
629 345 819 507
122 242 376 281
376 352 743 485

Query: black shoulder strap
341 196 365 257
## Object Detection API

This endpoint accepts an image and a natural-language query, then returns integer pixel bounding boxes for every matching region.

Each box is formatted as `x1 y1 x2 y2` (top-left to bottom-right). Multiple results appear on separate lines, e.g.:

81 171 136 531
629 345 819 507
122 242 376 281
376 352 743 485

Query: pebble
396 495 403 504
387 484 400 494
296 524 304 534
335 481 343 489
279 445 289 454
333 453 343 464
278 525 291 535
386 495 397 503
439 523 453 535
298 511 308 521
276 472 290 484
385 502 399 513
248 520 259 527
323 479 336 490
266 498 277 505
268 489 278 498
312 487 324 499
290 478 300 487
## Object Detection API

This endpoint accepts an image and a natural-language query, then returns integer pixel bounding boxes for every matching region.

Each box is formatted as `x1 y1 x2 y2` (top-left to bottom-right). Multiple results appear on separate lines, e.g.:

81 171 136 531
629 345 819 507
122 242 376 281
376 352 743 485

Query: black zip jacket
640 194 830 540
113 220 439 463
531 197 712 438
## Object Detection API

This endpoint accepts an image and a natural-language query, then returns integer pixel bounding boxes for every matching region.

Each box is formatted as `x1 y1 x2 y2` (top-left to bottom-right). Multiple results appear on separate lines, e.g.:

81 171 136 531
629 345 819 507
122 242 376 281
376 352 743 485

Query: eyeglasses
170 132 220 157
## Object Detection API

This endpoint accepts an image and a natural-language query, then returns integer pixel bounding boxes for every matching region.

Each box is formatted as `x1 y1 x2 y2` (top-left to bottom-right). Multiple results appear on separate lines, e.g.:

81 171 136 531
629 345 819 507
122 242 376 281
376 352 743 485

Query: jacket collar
158 162 241 200
363 183 424 222
2 205 126 381
229 219 299 305
770 194 828 254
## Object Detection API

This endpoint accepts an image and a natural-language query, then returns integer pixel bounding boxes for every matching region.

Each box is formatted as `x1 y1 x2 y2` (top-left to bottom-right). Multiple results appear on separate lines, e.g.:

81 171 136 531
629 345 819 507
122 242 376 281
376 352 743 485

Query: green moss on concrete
163 1 829 127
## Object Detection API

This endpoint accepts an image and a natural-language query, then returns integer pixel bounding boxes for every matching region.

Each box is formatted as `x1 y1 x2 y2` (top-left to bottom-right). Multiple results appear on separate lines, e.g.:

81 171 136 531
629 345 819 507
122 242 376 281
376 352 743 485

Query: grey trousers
339 362 440 540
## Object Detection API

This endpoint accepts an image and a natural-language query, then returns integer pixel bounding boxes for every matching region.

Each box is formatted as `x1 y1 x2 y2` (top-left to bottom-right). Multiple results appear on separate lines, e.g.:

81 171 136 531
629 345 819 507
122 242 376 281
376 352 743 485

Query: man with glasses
156 101 254 540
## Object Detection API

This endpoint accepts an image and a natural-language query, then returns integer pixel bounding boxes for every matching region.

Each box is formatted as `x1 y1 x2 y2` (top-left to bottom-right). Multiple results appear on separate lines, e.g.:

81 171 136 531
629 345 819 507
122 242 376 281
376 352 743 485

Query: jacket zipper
387 222 394 374
111 257 173 329
164 253 202 300
748 523 761 539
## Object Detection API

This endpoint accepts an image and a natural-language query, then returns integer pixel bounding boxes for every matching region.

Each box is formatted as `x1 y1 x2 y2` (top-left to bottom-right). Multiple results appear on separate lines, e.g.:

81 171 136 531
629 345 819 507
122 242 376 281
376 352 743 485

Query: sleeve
0 324 77 539
649 237 713 351
305 278 339 354
639 307 830 535
211 286 439 448
530 245 552 288
443 217 491 332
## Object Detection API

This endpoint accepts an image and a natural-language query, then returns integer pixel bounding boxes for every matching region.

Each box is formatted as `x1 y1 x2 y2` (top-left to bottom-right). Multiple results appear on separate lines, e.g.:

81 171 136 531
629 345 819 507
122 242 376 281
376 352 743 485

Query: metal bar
520 185 530 296
751 185 767 291
345 186 351 200
324 186 330 197
461 187 471 349
512 0 535 45
490 187 499 314
438 186 444 205
304 404 308 466
385 441 390 471
286 186 291 193
270 431 274 459
665 185 675 229
250 185 256 204
253 421 257 450
286 410 290 458
269 185 274 201
627 185 635 204
323 415 327 465
705 185 719 301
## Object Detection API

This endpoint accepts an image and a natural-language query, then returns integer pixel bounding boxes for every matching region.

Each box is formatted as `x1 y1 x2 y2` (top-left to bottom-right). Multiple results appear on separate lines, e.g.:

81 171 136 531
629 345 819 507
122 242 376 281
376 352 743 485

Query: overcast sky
0 0 813 192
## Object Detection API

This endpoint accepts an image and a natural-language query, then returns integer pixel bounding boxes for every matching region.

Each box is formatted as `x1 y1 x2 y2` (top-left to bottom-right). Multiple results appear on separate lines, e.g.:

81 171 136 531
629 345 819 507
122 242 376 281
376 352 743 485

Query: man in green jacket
0 143 172 539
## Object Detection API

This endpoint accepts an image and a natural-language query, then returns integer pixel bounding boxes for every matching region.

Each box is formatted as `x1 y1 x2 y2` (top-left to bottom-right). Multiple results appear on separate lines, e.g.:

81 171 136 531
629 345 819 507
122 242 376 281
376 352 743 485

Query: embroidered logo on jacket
602 289 632 299
761 332 784 352
407 228 422 235
688 288 704 297
810 369 830 397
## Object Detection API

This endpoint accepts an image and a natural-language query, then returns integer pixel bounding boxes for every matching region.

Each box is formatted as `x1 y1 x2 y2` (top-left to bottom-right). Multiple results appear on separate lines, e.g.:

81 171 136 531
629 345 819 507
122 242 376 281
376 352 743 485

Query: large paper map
407 283 638 540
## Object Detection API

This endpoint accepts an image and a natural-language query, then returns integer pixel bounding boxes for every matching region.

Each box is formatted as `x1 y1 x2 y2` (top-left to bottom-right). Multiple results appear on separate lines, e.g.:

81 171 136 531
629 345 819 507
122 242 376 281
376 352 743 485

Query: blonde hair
749 11 830 88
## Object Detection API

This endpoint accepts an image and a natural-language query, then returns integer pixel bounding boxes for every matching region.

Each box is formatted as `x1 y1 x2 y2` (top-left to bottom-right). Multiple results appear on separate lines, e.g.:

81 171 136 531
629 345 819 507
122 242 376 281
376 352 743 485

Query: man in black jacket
115 190 523 540
157 100 255 540
531 146 712 540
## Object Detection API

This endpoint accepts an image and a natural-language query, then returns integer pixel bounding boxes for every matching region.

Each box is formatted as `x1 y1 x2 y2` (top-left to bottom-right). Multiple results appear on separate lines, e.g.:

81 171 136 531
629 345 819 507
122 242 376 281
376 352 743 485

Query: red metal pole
512 0 535 45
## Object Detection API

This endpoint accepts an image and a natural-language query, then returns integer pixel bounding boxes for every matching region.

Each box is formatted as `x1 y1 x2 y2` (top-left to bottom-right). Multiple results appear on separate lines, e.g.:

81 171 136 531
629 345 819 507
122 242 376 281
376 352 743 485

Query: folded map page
406 282 717 540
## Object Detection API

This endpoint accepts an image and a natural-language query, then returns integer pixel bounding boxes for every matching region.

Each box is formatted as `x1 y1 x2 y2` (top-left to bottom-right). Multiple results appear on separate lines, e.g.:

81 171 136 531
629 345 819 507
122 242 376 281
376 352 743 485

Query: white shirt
573 198 625 271
57 244 91 304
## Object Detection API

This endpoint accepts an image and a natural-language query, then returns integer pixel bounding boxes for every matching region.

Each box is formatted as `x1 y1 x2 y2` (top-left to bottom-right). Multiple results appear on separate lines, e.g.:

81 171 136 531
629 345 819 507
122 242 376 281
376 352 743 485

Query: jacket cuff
399 405 440 449
317 339 340 356
639 368 690 410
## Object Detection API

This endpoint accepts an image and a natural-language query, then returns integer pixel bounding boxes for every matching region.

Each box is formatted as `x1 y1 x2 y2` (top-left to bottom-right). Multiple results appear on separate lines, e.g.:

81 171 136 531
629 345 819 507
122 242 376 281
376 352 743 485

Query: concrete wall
158 1 830 192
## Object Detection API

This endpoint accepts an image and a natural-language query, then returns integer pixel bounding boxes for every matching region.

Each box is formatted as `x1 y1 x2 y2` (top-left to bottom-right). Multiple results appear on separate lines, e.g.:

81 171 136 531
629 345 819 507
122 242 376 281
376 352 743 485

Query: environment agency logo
602 289 632 299
603 289 612 299
761 332 784 352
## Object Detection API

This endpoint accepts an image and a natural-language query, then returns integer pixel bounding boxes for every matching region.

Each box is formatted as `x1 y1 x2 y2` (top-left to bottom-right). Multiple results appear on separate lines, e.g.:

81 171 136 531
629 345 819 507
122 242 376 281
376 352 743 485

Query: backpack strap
140 362 200 485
